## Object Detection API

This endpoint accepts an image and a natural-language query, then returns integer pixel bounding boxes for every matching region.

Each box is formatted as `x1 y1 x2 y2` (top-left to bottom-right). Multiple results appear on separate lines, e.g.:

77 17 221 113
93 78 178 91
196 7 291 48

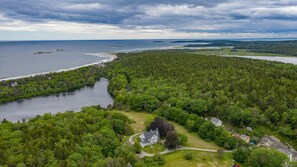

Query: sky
0 0 297 40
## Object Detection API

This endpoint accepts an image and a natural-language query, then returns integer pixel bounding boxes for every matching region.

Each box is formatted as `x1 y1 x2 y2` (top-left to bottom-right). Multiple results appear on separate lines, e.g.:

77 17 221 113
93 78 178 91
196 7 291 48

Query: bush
134 142 142 154
184 152 193 160
232 147 251 163
165 131 179 149
246 147 288 167
177 133 188 145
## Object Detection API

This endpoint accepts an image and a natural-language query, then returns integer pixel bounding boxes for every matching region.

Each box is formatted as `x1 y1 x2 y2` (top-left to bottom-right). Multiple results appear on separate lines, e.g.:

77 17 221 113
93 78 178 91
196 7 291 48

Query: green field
114 110 155 133
162 150 238 167
170 121 221 150
142 143 166 154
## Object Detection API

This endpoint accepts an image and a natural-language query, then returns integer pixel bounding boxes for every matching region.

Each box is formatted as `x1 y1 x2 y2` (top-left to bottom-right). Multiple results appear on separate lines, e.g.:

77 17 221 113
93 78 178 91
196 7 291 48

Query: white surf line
0 53 117 82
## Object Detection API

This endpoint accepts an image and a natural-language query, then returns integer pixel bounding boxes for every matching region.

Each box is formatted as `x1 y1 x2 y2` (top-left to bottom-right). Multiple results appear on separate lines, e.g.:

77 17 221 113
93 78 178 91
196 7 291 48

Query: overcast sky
0 0 297 40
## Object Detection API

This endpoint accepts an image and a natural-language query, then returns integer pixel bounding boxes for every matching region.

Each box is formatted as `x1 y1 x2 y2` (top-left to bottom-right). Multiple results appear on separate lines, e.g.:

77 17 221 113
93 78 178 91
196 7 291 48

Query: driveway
128 131 233 158
128 132 142 145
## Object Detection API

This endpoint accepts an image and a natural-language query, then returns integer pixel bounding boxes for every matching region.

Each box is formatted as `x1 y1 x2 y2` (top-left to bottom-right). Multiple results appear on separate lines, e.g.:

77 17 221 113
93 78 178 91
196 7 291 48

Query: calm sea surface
0 40 182 79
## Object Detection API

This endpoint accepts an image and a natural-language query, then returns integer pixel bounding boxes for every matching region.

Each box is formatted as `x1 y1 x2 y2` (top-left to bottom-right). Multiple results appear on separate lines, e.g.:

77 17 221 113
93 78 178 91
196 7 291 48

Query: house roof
240 134 250 140
143 130 158 140
140 129 159 144
211 117 222 124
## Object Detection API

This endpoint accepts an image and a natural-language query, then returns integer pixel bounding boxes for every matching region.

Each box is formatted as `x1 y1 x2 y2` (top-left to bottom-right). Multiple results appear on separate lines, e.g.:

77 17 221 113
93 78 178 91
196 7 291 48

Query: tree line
0 66 104 104
183 40 297 57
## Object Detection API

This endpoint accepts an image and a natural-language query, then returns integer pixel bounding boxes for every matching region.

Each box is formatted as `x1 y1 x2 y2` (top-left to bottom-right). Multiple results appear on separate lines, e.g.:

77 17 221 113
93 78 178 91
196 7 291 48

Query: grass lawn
169 121 221 150
162 150 239 167
113 110 155 133
114 110 220 150
132 134 141 143
142 143 166 154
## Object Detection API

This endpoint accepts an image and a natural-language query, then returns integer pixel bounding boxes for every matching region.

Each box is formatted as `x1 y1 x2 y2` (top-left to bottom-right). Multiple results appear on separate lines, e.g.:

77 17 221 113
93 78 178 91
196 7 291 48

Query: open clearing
143 143 166 154
114 110 220 150
162 150 237 167
114 110 155 133
170 121 221 150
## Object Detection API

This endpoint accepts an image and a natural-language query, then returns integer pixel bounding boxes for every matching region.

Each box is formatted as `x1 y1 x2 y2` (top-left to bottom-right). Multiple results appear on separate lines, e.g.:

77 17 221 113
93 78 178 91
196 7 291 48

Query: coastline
0 45 181 82
2 44 296 82
0 53 117 82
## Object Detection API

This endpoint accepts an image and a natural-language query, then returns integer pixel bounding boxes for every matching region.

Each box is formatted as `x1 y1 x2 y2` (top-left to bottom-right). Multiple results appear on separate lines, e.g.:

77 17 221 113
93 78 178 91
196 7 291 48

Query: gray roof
144 130 158 139
240 134 250 139
211 117 221 124
141 129 159 143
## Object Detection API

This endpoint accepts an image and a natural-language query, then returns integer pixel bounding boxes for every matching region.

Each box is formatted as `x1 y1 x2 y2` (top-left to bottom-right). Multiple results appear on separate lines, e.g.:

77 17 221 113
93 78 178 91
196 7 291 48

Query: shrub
184 152 193 160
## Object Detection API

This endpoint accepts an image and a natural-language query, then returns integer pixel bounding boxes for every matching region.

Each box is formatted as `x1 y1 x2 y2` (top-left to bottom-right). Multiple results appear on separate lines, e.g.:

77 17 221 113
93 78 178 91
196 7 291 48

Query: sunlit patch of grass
142 143 166 154
162 150 240 167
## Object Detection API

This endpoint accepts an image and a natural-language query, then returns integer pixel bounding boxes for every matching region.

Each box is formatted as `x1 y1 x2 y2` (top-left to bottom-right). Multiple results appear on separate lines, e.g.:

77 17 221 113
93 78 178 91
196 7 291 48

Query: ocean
1 39 297 80
0 40 183 80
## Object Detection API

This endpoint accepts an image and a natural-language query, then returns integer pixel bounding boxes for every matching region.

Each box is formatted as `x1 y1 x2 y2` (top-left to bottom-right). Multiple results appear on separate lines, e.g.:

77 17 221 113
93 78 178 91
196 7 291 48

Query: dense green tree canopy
0 66 104 103
246 147 288 167
0 106 139 166
107 50 297 148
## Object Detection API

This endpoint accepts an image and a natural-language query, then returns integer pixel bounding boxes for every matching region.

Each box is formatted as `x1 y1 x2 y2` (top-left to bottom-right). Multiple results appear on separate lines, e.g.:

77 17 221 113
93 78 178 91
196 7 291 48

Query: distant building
11 82 18 87
211 117 222 127
233 133 251 143
239 134 251 143
139 129 160 147
246 127 253 132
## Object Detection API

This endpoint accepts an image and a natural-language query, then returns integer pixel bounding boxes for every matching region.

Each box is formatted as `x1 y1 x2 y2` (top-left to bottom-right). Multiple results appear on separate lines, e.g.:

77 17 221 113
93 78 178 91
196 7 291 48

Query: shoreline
2 45 296 82
0 45 181 82
0 53 117 82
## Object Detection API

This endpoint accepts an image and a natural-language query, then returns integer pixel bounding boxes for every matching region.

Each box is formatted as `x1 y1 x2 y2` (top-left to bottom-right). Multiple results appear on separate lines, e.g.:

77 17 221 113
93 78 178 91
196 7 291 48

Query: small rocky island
33 51 52 55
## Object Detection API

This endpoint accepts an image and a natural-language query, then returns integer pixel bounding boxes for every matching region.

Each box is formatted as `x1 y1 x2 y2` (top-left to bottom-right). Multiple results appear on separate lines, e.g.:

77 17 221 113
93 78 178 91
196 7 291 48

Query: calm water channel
0 78 113 122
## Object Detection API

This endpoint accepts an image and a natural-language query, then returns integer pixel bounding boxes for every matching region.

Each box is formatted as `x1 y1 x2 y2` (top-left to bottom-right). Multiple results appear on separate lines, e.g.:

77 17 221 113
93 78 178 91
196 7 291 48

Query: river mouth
0 78 114 122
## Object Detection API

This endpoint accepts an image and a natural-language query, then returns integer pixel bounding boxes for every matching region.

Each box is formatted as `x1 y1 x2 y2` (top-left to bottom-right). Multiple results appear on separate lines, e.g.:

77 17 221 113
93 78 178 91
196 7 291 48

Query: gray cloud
0 0 297 36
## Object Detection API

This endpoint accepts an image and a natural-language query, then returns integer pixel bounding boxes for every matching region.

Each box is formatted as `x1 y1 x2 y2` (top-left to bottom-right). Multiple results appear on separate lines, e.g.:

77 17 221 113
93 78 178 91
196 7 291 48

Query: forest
0 66 104 103
1 49 297 166
106 50 297 149
182 40 297 56
0 106 168 167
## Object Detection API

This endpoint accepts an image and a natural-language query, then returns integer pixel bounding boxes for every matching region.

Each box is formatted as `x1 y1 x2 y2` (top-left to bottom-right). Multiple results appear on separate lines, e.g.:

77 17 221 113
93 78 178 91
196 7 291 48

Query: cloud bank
0 0 297 40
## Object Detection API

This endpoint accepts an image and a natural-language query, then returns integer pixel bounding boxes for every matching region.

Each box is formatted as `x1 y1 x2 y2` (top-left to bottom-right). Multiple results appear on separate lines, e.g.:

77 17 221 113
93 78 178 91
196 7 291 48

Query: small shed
211 117 222 127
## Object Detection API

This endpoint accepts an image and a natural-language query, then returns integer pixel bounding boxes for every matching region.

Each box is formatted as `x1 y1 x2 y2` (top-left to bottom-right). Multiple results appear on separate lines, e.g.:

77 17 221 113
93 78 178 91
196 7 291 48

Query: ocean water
0 40 182 79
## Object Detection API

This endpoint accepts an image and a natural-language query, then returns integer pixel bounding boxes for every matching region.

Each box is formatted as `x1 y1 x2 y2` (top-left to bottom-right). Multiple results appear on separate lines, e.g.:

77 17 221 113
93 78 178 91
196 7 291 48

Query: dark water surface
0 78 113 122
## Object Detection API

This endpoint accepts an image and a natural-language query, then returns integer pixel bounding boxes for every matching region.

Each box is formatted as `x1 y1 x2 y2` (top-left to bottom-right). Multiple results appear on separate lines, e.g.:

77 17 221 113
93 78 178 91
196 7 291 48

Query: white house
11 82 18 87
211 117 222 127
139 129 160 147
